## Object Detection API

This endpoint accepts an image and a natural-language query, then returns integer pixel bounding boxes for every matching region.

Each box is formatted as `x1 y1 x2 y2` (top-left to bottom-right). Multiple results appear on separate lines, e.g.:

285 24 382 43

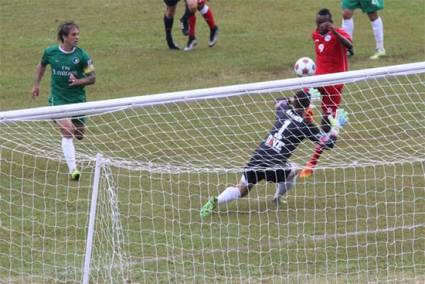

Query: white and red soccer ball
294 57 316 77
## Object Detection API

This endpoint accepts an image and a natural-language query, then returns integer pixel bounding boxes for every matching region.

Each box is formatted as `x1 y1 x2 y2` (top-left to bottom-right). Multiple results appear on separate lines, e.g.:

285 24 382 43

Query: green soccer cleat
70 169 81 181
200 197 218 219
369 49 386 60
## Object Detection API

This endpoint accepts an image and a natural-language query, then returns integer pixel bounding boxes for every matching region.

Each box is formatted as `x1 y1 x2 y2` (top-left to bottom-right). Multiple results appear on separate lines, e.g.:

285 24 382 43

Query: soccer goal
1 62 424 283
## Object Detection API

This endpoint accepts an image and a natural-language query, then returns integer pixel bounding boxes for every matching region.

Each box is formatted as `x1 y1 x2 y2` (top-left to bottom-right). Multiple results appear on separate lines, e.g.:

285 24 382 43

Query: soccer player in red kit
300 8 352 178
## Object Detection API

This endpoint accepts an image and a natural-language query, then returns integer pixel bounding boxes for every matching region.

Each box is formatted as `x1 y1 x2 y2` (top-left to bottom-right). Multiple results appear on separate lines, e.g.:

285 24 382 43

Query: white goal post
1 62 424 283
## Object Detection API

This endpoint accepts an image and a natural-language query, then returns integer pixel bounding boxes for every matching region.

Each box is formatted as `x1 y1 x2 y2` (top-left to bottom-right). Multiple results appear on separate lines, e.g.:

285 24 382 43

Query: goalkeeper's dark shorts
243 150 291 185
164 0 180 5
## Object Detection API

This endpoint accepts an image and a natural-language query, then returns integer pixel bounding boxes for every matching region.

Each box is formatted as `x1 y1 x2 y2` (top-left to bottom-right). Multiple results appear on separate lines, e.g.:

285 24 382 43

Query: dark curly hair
57 21 79 42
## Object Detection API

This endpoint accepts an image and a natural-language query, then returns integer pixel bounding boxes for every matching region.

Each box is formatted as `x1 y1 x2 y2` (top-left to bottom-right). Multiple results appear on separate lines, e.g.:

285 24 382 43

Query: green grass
1 0 425 283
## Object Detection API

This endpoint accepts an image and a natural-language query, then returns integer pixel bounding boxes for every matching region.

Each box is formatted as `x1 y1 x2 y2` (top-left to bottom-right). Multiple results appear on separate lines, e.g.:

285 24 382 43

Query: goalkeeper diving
200 90 348 219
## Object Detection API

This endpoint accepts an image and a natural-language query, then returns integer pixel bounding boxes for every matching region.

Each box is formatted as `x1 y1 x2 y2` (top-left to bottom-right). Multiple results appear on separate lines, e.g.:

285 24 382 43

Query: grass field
1 0 425 283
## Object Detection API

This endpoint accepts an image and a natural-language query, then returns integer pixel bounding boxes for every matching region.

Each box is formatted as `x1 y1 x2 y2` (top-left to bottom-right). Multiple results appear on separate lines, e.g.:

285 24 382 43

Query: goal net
1 62 424 283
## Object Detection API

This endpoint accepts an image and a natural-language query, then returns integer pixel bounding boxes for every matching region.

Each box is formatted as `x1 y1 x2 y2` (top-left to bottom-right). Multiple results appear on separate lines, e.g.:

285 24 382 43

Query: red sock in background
188 14 196 38
200 5 216 29
308 144 324 167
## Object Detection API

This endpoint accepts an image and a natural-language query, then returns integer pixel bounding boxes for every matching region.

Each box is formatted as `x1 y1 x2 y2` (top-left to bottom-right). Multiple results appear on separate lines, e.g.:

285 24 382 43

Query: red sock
188 14 196 38
202 9 216 30
308 144 324 167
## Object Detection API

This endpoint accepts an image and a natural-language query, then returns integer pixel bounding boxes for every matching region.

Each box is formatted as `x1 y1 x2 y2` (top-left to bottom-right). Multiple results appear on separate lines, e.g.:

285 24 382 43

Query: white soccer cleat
208 26 219 47
184 37 198 51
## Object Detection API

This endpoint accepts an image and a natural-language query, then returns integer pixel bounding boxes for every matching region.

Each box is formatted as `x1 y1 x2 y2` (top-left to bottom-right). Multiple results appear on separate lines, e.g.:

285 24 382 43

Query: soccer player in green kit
341 0 385 59
31 21 96 181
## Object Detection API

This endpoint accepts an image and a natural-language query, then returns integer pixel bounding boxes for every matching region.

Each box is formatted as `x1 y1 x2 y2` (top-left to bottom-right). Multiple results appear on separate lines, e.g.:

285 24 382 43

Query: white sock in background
217 186 241 205
371 17 384 51
342 18 354 38
62 137 76 173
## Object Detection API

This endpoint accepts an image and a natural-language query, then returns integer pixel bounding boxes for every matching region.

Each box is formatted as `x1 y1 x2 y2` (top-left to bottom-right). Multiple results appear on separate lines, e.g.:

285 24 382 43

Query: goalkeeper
200 90 347 219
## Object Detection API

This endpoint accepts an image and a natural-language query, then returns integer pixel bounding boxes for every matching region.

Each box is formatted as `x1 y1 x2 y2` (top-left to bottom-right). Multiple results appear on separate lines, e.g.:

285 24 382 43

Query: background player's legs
56 118 79 179
164 3 179 50
342 9 354 56
368 11 385 59
184 0 198 51
197 0 219 47
180 2 190 35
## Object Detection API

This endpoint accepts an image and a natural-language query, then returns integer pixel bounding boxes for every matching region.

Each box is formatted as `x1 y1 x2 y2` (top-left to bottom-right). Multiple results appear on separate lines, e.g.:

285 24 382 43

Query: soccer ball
294 57 316 77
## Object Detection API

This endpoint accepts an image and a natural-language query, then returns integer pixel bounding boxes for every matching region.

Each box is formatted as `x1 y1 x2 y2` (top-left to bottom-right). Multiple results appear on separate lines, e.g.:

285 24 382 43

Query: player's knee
239 186 250 198
342 10 353 19
239 175 254 197
60 127 73 138
165 7 176 18
187 1 197 12
75 134 84 141
367 12 379 21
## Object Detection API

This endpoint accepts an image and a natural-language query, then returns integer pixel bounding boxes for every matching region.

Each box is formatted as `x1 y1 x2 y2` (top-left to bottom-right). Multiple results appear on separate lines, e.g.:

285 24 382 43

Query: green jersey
41 45 94 106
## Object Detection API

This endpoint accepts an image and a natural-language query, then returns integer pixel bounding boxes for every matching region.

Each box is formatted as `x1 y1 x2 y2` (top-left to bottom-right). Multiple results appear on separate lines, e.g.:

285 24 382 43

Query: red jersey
312 28 351 75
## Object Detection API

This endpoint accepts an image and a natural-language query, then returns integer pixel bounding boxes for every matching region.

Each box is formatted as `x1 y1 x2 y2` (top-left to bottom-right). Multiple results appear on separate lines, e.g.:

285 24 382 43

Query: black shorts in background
164 0 180 6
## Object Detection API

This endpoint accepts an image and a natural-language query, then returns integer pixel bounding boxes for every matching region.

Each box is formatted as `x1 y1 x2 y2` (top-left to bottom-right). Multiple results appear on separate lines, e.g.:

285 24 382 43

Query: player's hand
68 73 79 86
307 88 321 101
31 86 40 99
319 21 332 33
328 22 336 33
329 109 348 129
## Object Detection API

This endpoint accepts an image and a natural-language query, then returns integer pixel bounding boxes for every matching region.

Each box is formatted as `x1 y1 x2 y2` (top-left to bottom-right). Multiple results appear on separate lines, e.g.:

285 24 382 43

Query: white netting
0 63 424 283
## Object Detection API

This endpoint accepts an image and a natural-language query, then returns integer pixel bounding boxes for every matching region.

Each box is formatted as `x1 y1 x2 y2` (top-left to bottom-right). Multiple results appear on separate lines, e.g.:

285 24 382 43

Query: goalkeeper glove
329 109 348 135
307 88 321 101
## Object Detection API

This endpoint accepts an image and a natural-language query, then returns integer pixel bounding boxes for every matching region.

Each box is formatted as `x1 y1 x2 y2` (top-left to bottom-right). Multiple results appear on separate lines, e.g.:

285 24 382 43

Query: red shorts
319 84 344 116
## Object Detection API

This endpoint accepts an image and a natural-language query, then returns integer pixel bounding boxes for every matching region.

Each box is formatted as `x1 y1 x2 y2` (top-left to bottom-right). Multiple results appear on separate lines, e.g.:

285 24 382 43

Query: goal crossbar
1 62 424 122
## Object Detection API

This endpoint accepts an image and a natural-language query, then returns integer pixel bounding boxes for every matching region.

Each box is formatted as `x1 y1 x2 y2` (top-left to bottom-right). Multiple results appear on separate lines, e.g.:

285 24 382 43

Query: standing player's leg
342 8 355 56
300 85 342 178
341 0 359 56
366 0 385 59
163 0 180 50
184 0 198 51
56 118 80 180
273 164 299 204
73 117 86 141
197 0 219 47
180 2 190 36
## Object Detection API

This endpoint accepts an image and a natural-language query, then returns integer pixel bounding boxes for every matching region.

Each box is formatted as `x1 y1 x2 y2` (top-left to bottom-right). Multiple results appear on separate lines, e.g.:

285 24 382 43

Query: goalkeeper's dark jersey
249 99 323 168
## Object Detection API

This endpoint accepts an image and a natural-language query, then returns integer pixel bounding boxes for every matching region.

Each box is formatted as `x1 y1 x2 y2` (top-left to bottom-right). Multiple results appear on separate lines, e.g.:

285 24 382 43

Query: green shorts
49 97 87 125
342 0 384 13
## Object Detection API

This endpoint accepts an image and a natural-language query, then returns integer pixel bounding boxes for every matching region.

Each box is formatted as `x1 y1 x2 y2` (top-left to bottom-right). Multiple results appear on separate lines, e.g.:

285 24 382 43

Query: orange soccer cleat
299 161 314 178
